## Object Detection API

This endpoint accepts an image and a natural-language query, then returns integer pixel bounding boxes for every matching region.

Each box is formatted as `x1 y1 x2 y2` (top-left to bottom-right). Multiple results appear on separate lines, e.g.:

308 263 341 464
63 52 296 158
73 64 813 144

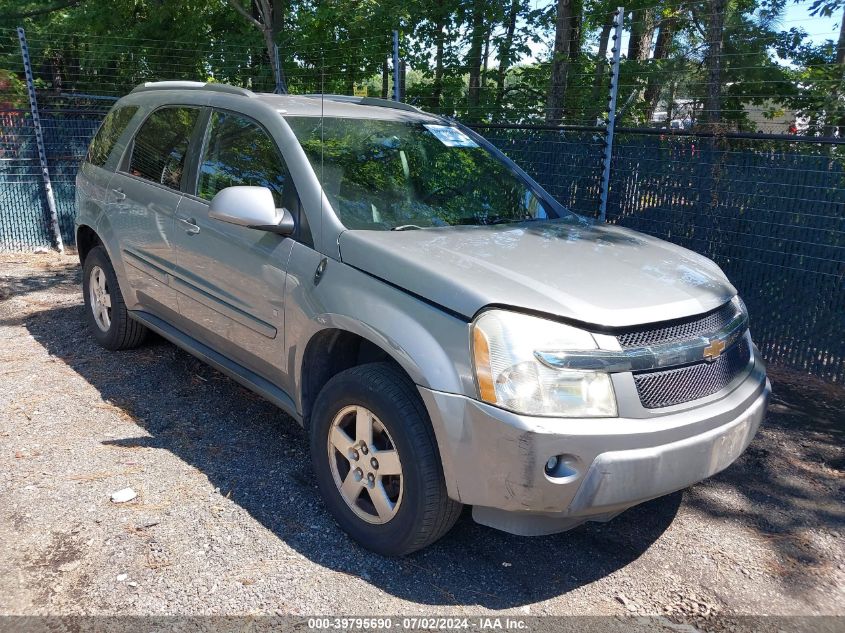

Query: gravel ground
0 252 843 626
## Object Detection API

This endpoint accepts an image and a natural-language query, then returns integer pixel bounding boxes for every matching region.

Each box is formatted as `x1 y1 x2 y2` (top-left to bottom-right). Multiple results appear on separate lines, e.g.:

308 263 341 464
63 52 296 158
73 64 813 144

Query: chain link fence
0 23 842 382
477 123 843 381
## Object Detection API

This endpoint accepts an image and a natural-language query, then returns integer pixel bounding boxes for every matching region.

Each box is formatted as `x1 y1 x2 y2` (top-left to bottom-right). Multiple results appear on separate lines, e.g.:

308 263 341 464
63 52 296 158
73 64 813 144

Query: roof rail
130 81 255 98
303 94 423 113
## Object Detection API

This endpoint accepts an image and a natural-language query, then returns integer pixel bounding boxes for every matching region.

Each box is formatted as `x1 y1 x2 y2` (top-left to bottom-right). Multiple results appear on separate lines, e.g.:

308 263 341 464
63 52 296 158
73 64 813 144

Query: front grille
633 339 751 409
617 301 738 349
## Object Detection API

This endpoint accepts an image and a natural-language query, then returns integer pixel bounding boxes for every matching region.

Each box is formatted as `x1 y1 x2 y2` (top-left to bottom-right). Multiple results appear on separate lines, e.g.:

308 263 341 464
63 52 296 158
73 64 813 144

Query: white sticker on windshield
424 124 478 148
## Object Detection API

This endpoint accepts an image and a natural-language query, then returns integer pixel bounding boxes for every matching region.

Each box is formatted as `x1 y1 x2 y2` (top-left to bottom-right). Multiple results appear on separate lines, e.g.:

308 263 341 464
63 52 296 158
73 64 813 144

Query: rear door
172 109 297 382
108 106 202 320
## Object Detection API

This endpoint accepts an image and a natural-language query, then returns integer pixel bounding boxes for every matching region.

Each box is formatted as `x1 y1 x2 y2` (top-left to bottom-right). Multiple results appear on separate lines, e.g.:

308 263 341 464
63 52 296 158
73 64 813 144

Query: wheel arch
75 224 102 265
299 324 422 432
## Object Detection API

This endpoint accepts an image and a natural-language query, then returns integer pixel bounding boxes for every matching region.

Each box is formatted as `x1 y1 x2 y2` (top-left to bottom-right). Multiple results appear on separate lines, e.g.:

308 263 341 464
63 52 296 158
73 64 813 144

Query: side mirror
208 186 295 236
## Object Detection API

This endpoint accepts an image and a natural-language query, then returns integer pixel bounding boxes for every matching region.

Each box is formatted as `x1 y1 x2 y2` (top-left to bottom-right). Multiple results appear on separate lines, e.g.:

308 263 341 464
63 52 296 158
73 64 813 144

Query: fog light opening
544 454 580 482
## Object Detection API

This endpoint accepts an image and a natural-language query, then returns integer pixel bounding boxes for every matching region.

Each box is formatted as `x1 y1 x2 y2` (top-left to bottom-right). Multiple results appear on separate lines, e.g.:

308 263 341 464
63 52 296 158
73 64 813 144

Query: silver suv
75 82 770 555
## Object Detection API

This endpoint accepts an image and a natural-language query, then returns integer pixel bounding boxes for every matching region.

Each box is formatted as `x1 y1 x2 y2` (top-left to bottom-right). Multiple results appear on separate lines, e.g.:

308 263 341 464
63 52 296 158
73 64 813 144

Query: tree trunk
382 56 389 99
702 0 726 127
628 8 656 61
588 12 614 124
568 0 582 60
228 0 288 93
400 59 407 101
466 0 485 119
261 28 279 92
643 14 678 122
269 0 287 92
666 80 676 122
481 25 490 86
495 0 520 119
49 52 63 94
258 0 287 93
67 40 81 93
545 0 576 124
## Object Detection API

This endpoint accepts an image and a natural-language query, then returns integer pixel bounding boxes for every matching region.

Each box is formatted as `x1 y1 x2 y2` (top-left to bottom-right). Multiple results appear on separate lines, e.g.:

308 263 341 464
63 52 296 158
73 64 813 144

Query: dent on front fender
283 241 476 413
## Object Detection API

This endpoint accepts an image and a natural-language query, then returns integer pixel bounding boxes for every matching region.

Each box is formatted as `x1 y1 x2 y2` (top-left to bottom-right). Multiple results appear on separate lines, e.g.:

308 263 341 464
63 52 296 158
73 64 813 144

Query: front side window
197 111 286 204
285 116 571 230
128 107 199 189
87 105 138 167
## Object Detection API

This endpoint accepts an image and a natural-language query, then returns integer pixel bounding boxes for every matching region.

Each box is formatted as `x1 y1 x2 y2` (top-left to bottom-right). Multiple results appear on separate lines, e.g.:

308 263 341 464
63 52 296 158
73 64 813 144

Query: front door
109 105 201 320
172 110 295 383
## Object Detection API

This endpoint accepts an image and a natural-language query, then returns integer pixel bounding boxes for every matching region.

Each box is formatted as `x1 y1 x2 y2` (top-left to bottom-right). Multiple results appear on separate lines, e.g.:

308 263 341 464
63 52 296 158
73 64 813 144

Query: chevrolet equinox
75 82 770 555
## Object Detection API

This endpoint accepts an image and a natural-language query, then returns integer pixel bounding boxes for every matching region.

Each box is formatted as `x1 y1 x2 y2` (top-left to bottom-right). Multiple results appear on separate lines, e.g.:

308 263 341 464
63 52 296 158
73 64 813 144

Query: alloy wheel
88 265 112 332
327 405 403 524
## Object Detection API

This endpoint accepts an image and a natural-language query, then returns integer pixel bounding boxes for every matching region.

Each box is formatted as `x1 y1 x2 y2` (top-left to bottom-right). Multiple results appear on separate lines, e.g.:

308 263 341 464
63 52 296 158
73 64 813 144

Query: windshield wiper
391 224 425 231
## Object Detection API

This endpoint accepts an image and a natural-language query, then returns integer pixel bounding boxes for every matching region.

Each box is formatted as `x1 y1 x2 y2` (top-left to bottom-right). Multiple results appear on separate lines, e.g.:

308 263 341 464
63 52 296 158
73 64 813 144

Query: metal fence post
392 30 400 102
17 26 64 253
273 43 287 94
598 7 624 223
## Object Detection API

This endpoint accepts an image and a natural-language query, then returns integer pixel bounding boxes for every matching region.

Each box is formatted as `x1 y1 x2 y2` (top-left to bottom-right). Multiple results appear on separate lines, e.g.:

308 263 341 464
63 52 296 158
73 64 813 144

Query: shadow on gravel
0 261 80 303
684 366 844 590
29 304 682 607
0 262 80 326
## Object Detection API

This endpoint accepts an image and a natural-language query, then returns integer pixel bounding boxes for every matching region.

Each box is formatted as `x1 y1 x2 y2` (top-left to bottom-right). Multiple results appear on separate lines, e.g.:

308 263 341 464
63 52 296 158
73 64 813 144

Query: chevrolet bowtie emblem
703 338 726 362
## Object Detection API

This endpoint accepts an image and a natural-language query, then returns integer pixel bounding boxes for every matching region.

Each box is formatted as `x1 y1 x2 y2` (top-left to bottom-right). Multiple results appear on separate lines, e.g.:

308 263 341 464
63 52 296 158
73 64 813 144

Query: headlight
471 309 617 417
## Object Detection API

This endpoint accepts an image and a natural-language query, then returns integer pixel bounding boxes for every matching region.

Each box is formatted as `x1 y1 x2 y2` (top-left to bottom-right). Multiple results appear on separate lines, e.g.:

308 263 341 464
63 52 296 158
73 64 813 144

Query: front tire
310 362 462 556
82 245 148 350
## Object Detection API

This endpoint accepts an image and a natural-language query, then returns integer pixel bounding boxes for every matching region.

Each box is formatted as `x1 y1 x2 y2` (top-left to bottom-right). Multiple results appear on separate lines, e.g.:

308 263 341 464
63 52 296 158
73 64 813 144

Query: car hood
337 218 736 328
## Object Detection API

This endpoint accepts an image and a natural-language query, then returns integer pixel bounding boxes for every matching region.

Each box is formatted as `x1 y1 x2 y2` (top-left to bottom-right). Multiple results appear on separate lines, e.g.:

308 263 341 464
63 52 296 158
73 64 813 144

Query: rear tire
310 362 462 556
82 245 148 351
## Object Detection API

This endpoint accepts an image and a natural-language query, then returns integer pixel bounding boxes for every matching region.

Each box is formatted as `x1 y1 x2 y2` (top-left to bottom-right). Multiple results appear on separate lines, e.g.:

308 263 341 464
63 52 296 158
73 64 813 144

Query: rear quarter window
86 105 138 167
128 106 199 190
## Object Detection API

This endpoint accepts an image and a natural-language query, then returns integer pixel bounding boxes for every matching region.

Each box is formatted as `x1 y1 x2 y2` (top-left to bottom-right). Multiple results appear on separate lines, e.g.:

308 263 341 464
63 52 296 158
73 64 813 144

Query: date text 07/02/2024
307 617 529 630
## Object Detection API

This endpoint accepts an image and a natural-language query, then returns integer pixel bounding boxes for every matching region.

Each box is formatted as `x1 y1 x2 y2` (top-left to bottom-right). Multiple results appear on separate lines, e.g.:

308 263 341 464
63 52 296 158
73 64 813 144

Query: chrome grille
633 339 751 409
618 301 738 349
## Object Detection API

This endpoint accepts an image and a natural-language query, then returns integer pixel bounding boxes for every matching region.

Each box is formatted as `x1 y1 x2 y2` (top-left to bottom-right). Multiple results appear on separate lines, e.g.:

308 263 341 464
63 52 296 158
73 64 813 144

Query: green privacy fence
1 110 843 382
0 108 104 249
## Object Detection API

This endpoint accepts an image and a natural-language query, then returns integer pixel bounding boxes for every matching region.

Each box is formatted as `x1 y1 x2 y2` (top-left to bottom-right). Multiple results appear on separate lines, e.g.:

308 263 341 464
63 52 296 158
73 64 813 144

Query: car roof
255 94 440 122
127 81 441 123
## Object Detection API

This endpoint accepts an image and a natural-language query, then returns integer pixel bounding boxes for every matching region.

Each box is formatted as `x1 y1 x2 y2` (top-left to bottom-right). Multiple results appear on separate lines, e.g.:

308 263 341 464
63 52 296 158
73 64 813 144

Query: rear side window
128 107 199 189
87 105 138 167
197 111 286 204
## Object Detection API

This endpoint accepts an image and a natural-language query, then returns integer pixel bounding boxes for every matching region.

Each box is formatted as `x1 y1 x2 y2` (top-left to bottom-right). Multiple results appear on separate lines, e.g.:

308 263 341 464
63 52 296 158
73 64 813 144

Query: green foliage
0 0 841 133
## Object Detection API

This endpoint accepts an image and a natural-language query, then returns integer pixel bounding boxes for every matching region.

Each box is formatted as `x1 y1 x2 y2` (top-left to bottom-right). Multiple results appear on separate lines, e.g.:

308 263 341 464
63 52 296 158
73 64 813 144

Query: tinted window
197 111 286 204
285 116 571 230
87 105 138 167
128 107 198 189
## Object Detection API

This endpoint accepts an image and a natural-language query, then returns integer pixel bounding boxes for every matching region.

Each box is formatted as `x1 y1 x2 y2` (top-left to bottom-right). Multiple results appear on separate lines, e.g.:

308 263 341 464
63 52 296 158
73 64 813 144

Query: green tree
227 0 289 92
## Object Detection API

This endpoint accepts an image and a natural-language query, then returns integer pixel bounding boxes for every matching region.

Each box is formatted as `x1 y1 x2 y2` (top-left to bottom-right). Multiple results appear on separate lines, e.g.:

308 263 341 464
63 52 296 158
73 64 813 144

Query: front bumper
419 354 769 536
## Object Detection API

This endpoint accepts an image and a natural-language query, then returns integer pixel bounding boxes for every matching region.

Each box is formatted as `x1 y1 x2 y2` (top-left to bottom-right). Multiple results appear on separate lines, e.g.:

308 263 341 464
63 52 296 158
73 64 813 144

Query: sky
782 0 841 45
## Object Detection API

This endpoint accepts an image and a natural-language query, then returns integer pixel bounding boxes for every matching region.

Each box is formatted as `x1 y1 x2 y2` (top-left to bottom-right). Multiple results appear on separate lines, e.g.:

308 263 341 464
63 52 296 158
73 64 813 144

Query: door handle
178 217 200 235
111 188 126 201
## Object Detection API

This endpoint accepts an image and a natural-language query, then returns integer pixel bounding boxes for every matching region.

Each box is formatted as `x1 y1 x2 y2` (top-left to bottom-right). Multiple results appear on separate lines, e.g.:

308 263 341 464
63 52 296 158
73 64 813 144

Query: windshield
285 116 571 230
